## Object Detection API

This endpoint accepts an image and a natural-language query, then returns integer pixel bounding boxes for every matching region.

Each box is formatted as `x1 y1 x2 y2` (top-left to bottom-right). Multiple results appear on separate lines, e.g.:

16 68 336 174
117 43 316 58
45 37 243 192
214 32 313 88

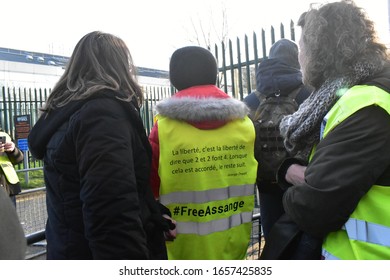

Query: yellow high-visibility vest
157 115 258 260
313 85 390 260
0 132 19 184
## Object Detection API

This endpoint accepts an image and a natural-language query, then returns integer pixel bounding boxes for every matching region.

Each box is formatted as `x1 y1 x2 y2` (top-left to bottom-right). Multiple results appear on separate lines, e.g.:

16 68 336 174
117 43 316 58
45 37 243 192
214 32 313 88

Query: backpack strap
255 85 303 103
253 86 303 121
254 90 266 103
253 90 266 120
288 85 304 101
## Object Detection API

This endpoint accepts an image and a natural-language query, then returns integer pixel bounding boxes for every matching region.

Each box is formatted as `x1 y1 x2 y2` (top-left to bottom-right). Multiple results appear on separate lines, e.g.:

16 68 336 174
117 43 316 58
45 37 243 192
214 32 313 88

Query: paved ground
26 241 46 260
17 189 262 260
15 189 47 260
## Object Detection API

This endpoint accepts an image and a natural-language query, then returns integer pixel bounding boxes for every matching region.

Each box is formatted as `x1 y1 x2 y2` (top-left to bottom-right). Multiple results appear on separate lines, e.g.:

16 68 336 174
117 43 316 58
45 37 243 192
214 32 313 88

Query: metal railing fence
16 187 47 236
16 187 262 260
214 21 296 100
5 19 298 260
0 19 297 143
0 85 174 172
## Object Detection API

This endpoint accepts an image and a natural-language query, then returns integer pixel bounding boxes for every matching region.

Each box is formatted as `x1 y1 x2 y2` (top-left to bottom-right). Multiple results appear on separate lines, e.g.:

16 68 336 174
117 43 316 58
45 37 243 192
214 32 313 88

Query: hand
3 141 15 153
285 164 306 185
162 214 177 241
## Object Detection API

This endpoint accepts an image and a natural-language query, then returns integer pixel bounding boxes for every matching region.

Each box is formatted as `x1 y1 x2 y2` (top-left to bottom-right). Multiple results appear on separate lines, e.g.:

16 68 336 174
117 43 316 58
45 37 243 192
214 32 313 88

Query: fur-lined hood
156 85 249 124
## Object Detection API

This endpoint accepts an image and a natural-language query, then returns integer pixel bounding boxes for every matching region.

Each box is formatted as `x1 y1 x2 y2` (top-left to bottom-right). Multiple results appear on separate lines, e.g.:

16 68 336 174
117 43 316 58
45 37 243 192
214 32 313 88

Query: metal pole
23 152 29 186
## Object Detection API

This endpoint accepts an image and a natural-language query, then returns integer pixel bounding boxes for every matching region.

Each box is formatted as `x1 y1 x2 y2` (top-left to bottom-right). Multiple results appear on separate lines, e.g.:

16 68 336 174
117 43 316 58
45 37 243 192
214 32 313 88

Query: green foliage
18 169 45 189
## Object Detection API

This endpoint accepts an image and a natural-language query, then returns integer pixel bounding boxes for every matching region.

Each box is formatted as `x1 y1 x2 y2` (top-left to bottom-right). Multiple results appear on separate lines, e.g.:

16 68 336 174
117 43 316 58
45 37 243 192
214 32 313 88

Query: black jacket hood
29 100 85 159
28 91 142 160
256 58 303 97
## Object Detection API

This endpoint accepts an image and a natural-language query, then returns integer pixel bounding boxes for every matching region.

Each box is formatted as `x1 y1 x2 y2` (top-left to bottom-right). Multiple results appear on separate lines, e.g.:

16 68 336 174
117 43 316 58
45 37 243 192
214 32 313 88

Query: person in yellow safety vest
262 1 390 260
149 46 258 260
0 130 23 207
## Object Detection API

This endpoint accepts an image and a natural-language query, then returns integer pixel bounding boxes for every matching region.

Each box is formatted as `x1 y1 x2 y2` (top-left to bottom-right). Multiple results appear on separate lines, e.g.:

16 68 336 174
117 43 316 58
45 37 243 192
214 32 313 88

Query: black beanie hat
169 46 218 90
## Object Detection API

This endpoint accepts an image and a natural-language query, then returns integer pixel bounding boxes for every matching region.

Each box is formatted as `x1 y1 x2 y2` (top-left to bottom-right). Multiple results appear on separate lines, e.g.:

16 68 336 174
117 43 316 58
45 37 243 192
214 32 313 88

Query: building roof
0 47 168 79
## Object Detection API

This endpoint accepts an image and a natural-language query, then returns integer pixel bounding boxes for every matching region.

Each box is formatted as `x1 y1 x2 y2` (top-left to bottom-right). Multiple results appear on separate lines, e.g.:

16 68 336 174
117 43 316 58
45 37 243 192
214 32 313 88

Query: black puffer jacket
28 90 170 260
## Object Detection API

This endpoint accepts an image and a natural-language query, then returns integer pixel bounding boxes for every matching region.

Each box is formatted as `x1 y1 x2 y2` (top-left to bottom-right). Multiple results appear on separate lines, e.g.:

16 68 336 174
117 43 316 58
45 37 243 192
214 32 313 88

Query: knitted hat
169 46 218 90
269 39 300 69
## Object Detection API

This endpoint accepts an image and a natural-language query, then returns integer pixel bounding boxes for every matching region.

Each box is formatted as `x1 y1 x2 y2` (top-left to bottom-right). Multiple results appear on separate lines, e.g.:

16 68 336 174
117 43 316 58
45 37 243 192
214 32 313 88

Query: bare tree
184 1 229 50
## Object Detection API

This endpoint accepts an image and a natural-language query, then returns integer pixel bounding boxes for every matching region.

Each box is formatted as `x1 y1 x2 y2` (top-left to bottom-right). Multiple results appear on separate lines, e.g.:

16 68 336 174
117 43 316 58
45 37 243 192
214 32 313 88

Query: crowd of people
1 0 389 260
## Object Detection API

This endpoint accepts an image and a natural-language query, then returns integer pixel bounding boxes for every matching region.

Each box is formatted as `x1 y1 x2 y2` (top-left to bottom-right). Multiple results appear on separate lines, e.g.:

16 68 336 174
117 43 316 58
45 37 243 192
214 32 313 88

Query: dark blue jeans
259 191 285 241
290 232 322 260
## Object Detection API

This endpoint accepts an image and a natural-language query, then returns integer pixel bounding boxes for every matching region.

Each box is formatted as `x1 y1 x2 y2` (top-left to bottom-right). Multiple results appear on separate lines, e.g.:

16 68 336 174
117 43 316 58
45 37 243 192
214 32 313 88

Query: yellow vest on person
157 115 258 260
315 85 390 260
0 132 19 185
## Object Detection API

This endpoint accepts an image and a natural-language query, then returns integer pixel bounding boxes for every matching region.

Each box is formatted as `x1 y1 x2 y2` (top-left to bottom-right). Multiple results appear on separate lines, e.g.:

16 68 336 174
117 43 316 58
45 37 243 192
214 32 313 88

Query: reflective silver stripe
176 211 253 235
160 184 254 205
345 218 390 247
322 249 340 260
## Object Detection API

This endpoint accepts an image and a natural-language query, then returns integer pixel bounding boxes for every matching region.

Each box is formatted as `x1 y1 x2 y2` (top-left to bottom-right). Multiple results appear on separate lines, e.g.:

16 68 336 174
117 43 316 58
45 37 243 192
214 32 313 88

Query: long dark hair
42 31 143 112
298 0 388 89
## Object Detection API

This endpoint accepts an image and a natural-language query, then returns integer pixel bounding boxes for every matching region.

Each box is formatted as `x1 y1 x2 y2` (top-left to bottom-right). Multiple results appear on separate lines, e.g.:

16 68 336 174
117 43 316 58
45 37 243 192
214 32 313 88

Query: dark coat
243 58 311 194
28 90 170 260
261 68 390 259
244 59 311 116
282 73 390 238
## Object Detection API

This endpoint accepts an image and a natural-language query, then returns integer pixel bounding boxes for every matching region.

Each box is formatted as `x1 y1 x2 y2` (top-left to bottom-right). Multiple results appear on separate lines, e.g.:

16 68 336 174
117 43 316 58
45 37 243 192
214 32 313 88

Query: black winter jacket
28 91 169 260
244 59 311 115
261 67 390 260
281 69 390 238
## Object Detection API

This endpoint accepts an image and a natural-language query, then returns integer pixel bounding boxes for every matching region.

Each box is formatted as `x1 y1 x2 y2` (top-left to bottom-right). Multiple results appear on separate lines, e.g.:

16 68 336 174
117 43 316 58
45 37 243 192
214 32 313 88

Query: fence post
228 39 236 98
24 153 29 185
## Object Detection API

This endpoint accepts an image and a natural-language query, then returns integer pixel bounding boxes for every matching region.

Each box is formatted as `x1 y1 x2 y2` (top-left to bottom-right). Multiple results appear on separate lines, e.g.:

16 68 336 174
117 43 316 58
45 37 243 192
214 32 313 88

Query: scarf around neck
279 63 381 160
